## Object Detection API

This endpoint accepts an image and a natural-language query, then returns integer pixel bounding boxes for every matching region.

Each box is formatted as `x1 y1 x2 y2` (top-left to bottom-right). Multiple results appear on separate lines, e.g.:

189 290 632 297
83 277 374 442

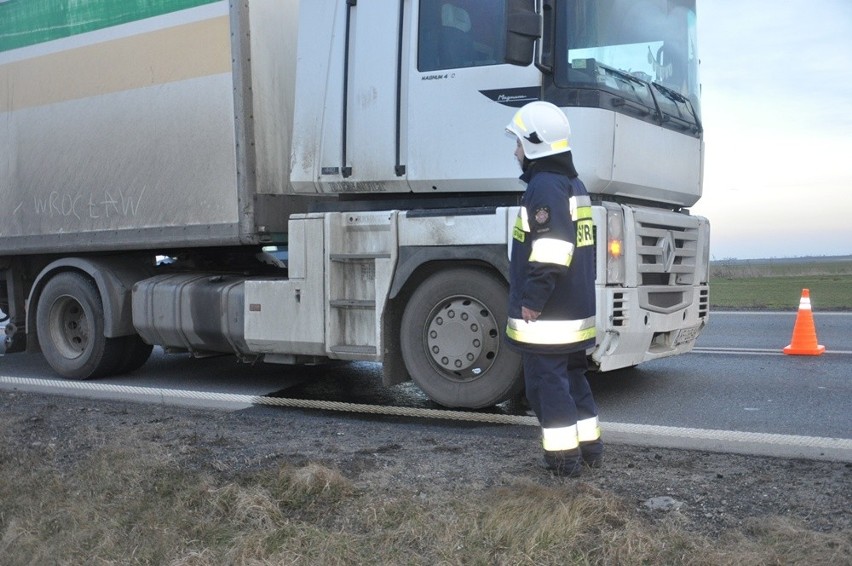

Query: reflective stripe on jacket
506 315 596 345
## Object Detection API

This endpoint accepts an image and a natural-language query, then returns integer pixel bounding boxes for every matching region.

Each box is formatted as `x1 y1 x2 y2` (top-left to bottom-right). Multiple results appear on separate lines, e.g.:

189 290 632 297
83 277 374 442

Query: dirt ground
2 388 849 540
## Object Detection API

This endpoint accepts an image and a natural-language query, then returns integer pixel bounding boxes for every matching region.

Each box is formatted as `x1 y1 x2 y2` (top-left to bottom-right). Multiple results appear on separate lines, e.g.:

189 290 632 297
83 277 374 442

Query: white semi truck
0 0 709 408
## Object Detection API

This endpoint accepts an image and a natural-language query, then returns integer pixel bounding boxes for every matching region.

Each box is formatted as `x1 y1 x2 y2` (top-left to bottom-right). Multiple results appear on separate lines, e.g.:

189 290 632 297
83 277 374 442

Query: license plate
675 324 703 346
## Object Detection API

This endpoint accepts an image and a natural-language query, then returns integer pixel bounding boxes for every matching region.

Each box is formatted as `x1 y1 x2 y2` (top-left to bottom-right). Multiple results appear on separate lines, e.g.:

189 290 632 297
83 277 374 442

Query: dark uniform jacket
506 155 597 354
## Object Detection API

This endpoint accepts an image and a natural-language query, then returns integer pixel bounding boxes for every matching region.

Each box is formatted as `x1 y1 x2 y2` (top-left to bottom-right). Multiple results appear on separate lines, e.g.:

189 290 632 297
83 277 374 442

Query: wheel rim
47 295 89 360
423 295 500 382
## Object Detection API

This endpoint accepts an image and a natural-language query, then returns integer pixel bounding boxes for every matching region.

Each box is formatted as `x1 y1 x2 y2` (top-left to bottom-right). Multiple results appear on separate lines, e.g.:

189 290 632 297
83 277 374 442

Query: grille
634 210 701 287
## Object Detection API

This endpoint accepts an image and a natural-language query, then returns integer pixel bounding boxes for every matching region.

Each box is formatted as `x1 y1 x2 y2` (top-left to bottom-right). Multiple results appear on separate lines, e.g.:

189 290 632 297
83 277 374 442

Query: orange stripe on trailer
0 15 231 113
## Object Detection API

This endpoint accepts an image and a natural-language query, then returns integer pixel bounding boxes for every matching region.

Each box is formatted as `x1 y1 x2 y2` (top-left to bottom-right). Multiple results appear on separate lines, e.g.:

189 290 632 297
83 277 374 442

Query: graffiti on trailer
30 187 147 220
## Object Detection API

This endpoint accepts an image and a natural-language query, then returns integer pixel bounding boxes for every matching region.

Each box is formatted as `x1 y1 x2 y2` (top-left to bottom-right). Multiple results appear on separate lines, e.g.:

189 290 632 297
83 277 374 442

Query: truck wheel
114 335 153 375
400 268 522 408
36 272 124 379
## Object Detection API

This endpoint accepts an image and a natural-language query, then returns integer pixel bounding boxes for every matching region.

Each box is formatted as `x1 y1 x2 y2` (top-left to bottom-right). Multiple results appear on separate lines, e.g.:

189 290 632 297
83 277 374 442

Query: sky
692 0 852 259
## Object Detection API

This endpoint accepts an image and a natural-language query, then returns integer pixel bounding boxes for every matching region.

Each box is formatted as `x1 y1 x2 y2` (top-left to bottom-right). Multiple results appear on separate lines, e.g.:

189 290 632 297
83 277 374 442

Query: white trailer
0 0 709 408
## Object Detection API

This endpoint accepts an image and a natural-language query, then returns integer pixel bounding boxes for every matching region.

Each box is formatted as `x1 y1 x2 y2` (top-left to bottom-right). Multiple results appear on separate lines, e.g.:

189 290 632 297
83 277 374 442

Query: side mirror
504 0 540 66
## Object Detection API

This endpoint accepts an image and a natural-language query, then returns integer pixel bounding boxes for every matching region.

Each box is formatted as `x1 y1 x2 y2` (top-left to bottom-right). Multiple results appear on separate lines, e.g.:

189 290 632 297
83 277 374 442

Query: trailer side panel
0 1 245 254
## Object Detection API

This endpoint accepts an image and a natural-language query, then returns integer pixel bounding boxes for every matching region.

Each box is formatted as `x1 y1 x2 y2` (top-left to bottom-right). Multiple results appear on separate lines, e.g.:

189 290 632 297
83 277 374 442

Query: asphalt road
592 311 852 440
1 311 850 445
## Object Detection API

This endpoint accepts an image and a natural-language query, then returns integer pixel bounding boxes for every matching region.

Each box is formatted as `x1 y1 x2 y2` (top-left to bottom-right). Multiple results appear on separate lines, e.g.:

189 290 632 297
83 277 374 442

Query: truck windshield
553 0 700 129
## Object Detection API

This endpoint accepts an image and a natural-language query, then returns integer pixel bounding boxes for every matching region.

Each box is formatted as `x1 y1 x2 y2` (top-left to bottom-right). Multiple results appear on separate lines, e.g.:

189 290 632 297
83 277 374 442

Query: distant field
710 257 852 310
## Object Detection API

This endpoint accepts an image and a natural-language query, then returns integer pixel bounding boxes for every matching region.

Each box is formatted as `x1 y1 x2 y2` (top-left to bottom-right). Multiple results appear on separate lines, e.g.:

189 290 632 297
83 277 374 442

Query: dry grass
2 435 849 566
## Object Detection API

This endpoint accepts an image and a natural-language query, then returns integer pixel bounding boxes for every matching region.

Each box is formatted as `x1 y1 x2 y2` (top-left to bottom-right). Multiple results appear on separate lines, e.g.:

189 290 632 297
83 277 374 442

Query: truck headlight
606 208 625 285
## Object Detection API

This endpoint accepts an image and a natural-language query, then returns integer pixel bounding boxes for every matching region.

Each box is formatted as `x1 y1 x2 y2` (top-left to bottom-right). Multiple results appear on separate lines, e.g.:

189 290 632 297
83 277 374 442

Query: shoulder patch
533 206 550 226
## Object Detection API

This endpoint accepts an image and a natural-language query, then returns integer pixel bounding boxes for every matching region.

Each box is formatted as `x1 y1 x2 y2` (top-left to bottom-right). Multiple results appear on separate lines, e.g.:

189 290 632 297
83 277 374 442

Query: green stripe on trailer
0 0 221 52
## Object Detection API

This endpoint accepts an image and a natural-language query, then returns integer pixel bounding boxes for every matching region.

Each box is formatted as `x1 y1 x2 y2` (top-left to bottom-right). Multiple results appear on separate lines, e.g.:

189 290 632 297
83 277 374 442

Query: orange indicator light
608 239 623 257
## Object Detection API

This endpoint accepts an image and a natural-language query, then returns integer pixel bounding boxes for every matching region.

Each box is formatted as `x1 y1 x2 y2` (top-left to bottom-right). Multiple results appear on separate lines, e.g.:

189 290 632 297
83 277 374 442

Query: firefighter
504 101 603 477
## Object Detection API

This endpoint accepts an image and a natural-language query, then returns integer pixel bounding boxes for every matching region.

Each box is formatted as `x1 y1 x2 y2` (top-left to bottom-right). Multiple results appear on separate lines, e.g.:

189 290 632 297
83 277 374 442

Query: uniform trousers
523 349 598 446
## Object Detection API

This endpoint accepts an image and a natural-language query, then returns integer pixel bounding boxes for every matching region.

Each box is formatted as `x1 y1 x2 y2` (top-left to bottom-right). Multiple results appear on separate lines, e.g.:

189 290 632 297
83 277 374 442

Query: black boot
580 439 604 468
543 449 583 477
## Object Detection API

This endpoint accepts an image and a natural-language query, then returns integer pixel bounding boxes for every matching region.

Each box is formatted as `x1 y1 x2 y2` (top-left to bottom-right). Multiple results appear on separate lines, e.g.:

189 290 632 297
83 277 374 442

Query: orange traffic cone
783 289 825 356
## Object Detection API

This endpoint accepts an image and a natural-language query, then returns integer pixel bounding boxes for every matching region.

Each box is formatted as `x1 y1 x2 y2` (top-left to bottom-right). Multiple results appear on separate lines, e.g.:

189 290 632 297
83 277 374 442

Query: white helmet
506 101 571 159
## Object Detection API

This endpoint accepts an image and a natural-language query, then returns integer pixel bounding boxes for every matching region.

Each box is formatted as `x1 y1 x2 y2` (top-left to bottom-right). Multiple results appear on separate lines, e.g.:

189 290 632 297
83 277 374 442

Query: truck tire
400 268 523 408
113 334 153 375
36 272 125 379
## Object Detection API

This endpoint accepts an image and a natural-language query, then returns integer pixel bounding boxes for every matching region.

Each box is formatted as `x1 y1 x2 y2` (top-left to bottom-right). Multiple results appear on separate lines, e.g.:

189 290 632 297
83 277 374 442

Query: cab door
403 0 542 192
